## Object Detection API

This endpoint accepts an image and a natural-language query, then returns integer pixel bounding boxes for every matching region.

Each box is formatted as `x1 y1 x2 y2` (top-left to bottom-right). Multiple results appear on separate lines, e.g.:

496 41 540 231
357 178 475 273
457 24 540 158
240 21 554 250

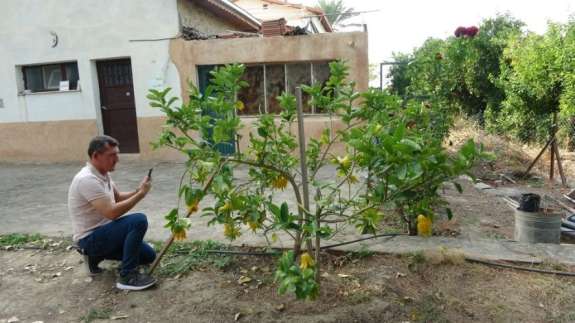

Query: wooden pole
553 139 568 187
550 139 555 183
296 87 318 281
522 137 555 178
550 113 557 183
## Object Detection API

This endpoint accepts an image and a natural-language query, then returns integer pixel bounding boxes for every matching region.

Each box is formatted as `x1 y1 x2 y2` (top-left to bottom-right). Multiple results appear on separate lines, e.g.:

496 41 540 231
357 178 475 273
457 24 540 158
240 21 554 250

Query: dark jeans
78 213 156 277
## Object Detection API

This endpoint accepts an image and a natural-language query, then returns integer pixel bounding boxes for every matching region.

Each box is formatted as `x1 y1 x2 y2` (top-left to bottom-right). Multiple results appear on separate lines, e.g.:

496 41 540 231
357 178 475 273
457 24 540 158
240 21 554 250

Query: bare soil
2 244 575 323
3 119 575 323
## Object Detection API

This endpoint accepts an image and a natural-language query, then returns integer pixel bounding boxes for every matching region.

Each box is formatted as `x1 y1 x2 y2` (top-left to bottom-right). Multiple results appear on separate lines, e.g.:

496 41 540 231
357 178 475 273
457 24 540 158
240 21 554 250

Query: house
231 0 333 33
0 0 367 162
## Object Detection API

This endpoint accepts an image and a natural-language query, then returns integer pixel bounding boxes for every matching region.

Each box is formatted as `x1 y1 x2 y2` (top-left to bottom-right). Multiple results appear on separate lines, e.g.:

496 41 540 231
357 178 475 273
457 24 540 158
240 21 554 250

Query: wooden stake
553 140 567 187
522 137 555 178
550 113 557 183
295 87 318 281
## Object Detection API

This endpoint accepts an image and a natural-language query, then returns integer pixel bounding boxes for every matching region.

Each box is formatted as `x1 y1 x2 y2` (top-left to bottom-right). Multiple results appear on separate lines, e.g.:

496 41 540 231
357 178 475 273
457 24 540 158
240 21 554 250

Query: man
68 135 156 290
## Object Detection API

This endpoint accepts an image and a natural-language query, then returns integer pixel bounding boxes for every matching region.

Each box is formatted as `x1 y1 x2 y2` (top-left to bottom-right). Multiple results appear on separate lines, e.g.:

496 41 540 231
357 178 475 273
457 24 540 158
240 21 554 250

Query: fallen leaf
234 312 242 321
275 304 285 312
396 272 406 278
320 272 330 278
337 274 351 278
64 267 73 271
250 266 259 272
7 317 19 323
111 315 129 320
238 276 252 284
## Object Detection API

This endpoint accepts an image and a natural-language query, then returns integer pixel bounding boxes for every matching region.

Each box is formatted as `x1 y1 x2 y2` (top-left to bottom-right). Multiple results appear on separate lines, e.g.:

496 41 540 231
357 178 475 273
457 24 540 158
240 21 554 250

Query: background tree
316 0 359 29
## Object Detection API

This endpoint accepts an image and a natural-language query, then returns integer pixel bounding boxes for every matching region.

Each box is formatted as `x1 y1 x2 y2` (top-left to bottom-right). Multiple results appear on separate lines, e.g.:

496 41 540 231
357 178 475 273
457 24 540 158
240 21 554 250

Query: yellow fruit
417 214 432 237
224 223 241 239
299 252 314 270
187 201 199 214
235 101 245 111
218 202 232 213
271 176 288 190
336 155 352 169
248 221 259 232
173 228 187 241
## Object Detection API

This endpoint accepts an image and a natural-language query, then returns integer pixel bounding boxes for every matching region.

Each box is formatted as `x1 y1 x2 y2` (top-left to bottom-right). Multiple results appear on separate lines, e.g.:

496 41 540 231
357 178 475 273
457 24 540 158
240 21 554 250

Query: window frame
201 60 332 117
22 62 79 93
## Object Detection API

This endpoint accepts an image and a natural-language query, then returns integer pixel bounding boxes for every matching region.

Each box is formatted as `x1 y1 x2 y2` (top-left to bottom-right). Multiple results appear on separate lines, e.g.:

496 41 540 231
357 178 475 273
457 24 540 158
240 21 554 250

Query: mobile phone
147 168 153 180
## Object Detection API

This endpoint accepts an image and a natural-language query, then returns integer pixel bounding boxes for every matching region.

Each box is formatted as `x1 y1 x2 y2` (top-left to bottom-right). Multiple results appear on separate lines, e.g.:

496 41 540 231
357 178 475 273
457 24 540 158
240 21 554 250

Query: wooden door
97 59 140 153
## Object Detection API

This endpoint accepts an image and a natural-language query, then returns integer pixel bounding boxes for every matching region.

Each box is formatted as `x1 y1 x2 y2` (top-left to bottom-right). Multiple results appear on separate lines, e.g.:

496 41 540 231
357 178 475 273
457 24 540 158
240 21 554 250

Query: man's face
92 144 120 173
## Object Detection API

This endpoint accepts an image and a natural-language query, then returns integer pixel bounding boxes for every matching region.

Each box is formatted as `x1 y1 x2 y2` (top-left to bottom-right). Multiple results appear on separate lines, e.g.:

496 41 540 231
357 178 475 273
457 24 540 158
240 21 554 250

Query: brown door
97 59 140 153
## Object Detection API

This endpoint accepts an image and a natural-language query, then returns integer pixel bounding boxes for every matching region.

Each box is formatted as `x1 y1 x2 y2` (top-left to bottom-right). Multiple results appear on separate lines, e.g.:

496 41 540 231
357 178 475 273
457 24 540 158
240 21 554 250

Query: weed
0 233 43 248
153 240 233 277
81 307 112 323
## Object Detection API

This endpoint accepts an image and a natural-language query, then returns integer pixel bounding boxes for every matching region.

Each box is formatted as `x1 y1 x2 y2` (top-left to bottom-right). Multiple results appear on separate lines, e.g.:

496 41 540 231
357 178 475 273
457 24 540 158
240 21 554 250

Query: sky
299 0 574 84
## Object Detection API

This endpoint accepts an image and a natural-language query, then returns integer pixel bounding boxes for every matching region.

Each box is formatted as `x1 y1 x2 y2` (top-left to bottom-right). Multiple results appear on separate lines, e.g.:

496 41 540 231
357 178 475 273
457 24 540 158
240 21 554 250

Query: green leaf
446 208 454 220
453 182 463 194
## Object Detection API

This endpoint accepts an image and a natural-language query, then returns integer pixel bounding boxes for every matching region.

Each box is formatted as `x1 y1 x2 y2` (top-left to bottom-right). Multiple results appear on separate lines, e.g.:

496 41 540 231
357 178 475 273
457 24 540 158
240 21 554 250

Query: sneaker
116 272 156 291
83 255 104 275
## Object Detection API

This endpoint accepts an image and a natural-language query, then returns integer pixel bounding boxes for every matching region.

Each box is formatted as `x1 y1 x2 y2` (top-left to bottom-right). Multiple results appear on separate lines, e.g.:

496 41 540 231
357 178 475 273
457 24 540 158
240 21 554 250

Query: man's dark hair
88 135 119 158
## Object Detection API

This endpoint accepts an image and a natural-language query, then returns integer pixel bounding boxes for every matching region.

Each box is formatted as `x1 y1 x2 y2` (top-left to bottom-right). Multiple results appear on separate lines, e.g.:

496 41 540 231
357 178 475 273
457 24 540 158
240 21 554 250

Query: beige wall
177 0 240 34
0 117 185 162
0 120 98 162
170 31 369 94
168 31 368 155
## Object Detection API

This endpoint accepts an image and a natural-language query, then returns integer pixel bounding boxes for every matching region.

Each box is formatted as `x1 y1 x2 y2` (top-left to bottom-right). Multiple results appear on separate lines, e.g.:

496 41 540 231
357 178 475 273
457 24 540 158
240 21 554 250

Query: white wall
0 0 182 124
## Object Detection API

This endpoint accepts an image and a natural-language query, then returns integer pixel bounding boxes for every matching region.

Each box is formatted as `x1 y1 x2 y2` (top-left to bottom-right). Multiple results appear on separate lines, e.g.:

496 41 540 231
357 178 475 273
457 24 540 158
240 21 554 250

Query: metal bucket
514 210 561 244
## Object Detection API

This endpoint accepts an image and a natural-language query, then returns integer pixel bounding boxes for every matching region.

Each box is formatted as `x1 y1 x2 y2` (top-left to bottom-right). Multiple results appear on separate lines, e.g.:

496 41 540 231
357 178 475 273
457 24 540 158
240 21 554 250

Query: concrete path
2 161 575 266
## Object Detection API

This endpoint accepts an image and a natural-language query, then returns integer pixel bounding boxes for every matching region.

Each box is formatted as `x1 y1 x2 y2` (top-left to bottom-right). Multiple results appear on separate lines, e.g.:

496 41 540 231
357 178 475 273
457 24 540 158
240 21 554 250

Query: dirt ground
4 119 575 323
2 242 575 323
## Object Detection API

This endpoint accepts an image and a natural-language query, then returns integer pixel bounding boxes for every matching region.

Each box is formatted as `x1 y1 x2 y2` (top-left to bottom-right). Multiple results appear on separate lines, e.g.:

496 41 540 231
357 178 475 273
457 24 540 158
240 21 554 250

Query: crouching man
68 135 156 290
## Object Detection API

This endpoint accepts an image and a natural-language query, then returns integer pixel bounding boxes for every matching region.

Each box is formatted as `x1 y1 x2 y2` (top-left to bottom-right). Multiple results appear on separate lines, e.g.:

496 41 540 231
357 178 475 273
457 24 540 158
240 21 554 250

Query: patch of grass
412 294 449 323
408 251 427 272
350 246 375 260
539 259 568 272
81 307 112 323
0 233 43 247
152 240 233 277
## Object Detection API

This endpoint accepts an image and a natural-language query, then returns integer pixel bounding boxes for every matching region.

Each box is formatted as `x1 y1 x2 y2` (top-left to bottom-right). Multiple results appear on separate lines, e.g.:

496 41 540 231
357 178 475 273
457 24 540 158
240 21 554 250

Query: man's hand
138 176 152 196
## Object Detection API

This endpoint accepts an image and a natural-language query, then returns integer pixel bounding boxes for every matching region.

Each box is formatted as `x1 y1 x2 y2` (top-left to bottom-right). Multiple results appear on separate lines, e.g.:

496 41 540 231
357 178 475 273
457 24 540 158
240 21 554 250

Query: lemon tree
148 61 484 299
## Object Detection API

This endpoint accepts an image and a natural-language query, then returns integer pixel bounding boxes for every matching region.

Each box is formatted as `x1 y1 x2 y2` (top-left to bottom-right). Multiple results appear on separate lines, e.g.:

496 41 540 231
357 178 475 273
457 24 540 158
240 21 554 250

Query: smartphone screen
147 168 153 179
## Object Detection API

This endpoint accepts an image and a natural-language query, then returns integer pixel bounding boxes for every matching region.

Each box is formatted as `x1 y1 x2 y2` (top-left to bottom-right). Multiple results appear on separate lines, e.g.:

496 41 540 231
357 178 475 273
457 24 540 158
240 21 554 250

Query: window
199 60 332 116
238 65 265 115
22 62 79 92
265 64 286 114
286 63 312 113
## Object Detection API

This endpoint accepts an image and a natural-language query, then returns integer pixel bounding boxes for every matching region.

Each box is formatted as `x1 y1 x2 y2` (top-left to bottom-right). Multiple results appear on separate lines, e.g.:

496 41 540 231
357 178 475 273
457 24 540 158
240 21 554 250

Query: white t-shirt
68 163 114 241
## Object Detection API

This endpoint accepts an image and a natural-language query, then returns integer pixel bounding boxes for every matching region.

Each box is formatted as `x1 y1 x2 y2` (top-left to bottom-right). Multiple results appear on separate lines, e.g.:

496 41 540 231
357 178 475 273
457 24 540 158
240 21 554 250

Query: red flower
454 26 479 38
465 26 479 37
454 26 467 37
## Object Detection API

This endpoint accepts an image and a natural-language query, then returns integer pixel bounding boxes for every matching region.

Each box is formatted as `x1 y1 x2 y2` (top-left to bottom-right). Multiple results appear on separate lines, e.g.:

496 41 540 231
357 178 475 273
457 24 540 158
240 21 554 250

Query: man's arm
114 186 139 202
92 177 151 220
